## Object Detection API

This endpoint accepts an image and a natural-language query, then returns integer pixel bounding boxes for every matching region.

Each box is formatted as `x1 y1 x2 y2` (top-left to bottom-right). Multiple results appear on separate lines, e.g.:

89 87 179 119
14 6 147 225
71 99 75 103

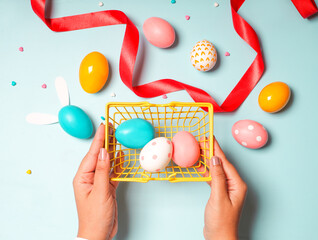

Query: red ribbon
31 0 265 112
292 0 318 18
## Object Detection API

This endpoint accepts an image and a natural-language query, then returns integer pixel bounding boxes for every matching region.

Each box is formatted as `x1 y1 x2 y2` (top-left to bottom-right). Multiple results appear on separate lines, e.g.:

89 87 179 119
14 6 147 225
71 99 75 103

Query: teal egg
58 105 93 139
115 118 155 149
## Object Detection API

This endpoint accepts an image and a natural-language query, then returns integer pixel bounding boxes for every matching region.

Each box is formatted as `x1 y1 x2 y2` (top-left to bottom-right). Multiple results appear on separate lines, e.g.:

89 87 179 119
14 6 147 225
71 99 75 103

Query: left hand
73 123 123 240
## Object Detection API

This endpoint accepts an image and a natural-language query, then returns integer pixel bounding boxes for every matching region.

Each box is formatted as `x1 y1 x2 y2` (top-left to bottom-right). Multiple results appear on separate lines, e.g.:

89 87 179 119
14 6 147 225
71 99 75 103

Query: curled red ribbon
292 0 318 18
31 0 264 112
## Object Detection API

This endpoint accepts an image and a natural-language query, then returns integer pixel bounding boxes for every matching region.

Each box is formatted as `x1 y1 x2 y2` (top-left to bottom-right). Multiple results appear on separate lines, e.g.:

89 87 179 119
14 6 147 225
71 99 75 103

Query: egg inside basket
105 102 213 183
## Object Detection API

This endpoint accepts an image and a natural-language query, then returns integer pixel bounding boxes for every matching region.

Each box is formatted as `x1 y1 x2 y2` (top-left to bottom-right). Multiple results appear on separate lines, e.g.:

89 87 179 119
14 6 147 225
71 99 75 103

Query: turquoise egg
58 105 93 139
115 118 155 149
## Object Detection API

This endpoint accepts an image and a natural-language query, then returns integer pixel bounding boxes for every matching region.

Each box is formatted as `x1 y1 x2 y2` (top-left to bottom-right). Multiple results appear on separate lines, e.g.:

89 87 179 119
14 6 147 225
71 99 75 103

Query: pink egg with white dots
139 137 173 172
232 120 268 149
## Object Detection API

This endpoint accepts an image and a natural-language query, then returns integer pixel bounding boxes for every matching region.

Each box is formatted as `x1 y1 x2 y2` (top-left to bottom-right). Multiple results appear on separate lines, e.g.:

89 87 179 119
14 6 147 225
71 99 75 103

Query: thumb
93 148 110 195
210 156 228 201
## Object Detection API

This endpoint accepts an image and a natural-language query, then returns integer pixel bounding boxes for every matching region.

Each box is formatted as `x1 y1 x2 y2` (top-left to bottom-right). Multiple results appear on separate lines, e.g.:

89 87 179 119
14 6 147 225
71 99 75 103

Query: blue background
1 0 318 239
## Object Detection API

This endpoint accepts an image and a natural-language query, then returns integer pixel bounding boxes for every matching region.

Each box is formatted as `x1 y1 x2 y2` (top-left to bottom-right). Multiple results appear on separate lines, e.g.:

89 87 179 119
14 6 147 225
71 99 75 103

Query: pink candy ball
143 17 175 48
232 120 268 149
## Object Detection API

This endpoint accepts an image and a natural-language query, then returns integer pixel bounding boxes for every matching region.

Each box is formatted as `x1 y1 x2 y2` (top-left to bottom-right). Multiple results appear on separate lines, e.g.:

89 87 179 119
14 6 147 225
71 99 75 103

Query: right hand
199 137 247 240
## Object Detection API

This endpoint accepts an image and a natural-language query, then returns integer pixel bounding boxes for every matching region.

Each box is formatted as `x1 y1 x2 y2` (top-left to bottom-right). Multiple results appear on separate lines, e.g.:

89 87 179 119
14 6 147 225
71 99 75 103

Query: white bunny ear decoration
25 76 69 126
55 76 70 106
26 77 93 139
26 113 59 125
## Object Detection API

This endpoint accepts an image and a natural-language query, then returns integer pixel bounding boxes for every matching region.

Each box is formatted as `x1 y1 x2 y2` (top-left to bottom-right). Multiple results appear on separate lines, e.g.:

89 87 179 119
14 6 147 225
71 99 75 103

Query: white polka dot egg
190 40 217 72
139 137 173 172
232 120 268 149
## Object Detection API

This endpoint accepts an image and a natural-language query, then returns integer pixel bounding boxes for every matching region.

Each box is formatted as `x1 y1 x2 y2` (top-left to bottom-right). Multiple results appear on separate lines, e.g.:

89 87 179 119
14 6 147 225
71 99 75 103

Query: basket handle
168 173 177 182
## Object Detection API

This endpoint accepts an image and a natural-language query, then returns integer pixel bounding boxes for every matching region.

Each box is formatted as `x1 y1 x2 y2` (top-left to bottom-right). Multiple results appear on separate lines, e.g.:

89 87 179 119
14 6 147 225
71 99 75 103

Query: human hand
199 137 247 240
73 123 123 240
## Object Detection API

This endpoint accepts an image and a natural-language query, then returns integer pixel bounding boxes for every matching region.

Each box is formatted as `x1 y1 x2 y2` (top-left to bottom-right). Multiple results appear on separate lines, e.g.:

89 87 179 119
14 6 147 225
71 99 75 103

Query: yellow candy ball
258 82 291 113
79 52 109 94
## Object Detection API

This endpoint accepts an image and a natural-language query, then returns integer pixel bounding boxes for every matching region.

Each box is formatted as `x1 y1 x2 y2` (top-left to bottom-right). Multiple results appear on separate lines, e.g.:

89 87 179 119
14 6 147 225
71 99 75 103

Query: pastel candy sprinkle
98 1 104 6
26 169 32 174
185 15 190 20
19 47 24 52
171 0 176 4
225 52 230 56
214 2 219 7
110 92 116 97
101 116 105 121
11 81 16 86
162 94 168 99
42 84 47 89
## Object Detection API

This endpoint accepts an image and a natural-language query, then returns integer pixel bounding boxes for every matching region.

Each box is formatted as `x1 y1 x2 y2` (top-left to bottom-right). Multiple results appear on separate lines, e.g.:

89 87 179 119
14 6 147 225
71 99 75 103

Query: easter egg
58 105 93 139
172 131 200 167
115 118 155 149
190 40 217 72
79 51 109 94
232 120 268 149
139 137 173 172
258 82 291 113
143 17 175 48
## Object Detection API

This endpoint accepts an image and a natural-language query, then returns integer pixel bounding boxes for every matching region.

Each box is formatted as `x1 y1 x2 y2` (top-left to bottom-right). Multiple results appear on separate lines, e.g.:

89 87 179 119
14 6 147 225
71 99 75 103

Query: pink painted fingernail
185 15 190 20
225 51 230 56
99 148 107 161
212 156 220 165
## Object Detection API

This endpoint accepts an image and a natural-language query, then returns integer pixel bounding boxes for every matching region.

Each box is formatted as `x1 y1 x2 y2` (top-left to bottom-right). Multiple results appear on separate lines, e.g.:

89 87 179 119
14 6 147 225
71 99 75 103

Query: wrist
212 233 237 240
77 233 107 240
204 227 237 240
78 227 109 240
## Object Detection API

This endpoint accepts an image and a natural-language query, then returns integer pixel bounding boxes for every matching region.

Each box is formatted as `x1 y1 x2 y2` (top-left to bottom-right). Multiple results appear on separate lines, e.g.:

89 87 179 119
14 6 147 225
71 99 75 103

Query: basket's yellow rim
105 101 213 183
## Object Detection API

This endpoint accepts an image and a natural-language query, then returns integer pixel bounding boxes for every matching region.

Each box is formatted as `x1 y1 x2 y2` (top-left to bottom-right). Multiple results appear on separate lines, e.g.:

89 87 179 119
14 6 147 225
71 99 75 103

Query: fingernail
212 156 220 166
99 148 107 161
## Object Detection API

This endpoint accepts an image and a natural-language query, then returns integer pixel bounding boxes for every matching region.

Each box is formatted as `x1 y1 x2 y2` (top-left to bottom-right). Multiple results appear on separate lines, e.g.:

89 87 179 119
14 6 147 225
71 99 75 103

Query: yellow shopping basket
105 102 213 183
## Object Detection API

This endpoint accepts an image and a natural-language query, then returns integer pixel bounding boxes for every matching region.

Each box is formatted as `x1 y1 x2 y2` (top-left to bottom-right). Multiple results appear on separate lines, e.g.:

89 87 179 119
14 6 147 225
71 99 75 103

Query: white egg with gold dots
190 40 217 72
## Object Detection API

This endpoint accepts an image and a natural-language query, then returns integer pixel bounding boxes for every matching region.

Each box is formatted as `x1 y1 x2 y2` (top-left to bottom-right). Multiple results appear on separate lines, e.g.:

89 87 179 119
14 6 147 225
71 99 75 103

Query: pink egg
172 131 200 167
232 120 268 149
143 17 175 48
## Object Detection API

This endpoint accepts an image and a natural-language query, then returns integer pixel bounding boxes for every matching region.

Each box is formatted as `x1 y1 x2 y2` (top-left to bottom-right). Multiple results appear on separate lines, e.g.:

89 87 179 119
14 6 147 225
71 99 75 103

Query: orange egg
258 82 291 113
79 52 109 94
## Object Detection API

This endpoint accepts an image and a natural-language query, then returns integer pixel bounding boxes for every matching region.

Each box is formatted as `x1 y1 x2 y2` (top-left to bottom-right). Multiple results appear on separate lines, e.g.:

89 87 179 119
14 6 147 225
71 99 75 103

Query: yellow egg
79 52 109 93
258 82 291 113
